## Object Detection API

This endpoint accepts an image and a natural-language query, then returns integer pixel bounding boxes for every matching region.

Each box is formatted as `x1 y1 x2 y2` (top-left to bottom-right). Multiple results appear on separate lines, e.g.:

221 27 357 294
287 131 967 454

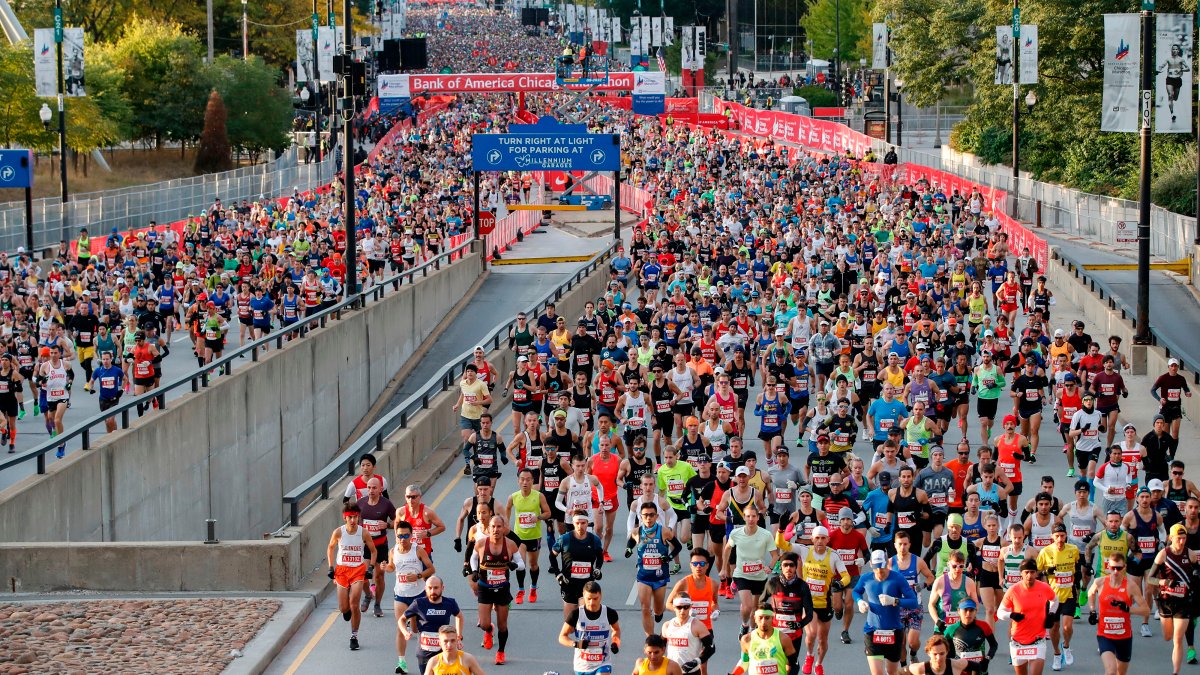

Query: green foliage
793 85 838 108
208 56 295 154
101 18 210 146
973 126 1012 166
0 40 121 153
1151 142 1198 217
804 0 869 65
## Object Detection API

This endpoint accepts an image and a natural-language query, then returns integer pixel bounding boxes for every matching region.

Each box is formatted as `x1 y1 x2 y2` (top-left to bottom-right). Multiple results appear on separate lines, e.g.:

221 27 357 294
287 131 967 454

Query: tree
195 89 233 173
102 18 208 147
209 55 295 158
804 0 869 66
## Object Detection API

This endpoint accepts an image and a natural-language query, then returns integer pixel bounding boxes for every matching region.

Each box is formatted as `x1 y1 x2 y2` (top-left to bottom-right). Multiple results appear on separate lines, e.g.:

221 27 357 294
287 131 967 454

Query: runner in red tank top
397 487 446 555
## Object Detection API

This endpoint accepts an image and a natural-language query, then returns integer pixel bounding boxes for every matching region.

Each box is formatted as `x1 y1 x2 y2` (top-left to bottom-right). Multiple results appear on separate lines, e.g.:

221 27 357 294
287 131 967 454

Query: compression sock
515 570 526 588
530 569 539 587
498 630 509 652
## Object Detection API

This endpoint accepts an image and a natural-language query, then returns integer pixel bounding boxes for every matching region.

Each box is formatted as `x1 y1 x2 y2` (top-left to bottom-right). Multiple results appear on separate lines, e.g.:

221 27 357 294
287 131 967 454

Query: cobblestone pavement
0 598 281 674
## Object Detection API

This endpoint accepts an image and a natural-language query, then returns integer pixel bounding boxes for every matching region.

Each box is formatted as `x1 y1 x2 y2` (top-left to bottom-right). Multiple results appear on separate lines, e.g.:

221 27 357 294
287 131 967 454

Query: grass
0 147 257 202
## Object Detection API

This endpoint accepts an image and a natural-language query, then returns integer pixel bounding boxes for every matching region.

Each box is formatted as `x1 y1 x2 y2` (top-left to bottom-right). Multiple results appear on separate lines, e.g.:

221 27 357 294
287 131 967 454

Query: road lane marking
279 405 513 672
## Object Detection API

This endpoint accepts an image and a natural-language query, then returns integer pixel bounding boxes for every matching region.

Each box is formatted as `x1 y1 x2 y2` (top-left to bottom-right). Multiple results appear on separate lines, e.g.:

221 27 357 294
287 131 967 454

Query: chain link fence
0 149 338 254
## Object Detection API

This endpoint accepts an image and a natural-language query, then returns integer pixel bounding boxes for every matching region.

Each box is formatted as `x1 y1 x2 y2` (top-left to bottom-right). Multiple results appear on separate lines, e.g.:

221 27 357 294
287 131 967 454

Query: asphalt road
264 275 1192 675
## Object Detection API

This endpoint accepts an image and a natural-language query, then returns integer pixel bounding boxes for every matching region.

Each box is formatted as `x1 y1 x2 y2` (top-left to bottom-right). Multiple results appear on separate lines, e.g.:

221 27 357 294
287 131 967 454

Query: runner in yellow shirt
1035 523 1082 670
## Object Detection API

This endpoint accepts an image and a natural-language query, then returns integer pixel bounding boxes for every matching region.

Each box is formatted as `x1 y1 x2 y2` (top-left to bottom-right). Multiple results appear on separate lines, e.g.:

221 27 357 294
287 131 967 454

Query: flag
657 47 667 74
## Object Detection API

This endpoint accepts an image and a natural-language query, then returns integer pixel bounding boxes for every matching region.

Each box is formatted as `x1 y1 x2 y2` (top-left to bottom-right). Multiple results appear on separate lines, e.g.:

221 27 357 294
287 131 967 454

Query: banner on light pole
35 27 84 97
1102 13 1141 133
994 26 1014 85
1018 25 1038 84
1155 13 1193 133
871 23 888 69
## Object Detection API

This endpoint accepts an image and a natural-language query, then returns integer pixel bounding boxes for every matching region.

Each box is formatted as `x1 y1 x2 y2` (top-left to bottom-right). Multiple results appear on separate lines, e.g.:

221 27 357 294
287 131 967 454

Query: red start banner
713 99 876 157
407 72 637 94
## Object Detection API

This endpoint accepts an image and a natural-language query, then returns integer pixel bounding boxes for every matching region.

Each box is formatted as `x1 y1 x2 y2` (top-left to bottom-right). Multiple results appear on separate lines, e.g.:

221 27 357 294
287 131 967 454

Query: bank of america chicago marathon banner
1103 14 1141 133
402 72 639 93
1156 13 1194 133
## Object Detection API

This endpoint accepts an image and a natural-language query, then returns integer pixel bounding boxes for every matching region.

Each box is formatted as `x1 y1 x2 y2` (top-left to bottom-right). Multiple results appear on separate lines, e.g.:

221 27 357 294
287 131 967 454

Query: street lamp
1025 88 1037 113
1012 88 1037 217
39 103 52 130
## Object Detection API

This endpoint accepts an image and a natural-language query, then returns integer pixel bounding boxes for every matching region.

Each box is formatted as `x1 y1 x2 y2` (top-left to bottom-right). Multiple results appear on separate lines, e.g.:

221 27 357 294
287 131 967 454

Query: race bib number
837 548 856 563
478 455 494 468
49 389 65 398
874 513 889 529
750 662 779 675
764 415 779 426
419 633 441 650
1032 536 1051 547
1071 525 1091 539
655 400 671 413
485 569 507 585
898 512 916 527
775 489 794 503
1054 571 1074 587
805 577 827 594
812 473 830 488
879 419 894 430
930 494 947 507
642 555 662 570
982 545 1001 561
741 561 764 575
1025 390 1039 401
832 432 849 445
1101 616 1127 637
571 562 593 579
513 388 528 402
872 630 895 645
518 512 537 528
1168 389 1182 401
959 650 982 662
1138 536 1156 553
1013 643 1043 660
668 480 685 494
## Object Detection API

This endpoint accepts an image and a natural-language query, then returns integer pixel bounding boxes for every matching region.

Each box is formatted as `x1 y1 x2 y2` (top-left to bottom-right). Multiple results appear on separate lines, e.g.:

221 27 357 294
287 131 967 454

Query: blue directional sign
472 131 620 172
0 150 33 189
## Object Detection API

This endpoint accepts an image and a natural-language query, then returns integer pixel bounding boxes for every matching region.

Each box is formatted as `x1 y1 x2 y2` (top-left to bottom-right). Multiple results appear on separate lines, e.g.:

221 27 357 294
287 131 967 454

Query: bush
793 86 838 108
1151 142 1198 216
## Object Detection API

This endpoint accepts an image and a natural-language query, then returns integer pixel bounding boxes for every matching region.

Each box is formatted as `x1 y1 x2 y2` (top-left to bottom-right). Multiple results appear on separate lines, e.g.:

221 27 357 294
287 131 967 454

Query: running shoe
1066 468 1075 478
529 588 538 603
814 664 825 675
495 651 505 665
603 551 612 563
349 636 360 651
1141 622 1153 637
1051 653 1061 671
374 605 384 618
1187 647 1196 664
514 590 525 605
395 656 408 674
17 409 24 420
801 654 814 675
483 630 493 650
840 630 851 644
1063 647 1074 666
55 447 64 459
671 561 682 575
462 465 470 476
361 588 373 612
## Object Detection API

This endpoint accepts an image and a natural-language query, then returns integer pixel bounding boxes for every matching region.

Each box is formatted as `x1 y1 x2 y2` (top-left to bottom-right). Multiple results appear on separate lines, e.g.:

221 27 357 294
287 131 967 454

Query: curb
227 596 317 675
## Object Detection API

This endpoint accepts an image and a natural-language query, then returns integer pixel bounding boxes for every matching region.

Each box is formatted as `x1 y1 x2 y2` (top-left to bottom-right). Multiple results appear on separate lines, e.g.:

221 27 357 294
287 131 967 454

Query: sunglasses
406 495 421 500
1109 565 1125 570
396 534 412 540
691 561 708 567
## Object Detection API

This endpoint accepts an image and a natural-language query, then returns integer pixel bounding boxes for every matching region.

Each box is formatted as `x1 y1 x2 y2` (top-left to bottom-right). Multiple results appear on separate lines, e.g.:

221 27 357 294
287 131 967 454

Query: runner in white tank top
662 609 706 671
391 542 426 600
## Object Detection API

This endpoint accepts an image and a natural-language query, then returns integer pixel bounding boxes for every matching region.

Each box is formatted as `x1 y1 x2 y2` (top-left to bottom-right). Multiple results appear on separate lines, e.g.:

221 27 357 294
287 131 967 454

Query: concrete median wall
0 252 613 592
0 251 483 548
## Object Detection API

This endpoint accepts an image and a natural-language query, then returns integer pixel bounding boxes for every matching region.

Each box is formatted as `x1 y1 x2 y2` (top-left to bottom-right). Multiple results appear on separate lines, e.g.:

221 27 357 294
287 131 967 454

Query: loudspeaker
379 39 400 71
521 8 536 26
399 37 428 70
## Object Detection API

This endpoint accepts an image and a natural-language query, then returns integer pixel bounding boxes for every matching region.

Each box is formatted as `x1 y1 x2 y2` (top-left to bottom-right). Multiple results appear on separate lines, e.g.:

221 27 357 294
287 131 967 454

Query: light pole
52 0 68 237
1013 88 1036 215
242 0 249 60
340 0 357 298
894 78 904 146
1135 5 1153 344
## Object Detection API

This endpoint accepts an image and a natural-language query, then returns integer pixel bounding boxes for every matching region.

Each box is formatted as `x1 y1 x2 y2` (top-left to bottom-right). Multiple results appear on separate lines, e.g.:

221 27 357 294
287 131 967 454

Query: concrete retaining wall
0 252 613 592
0 251 483 547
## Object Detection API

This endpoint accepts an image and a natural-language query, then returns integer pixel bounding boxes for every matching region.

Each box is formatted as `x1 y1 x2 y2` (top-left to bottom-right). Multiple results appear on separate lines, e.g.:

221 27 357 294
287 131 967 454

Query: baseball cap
517 355 528 362
1148 478 1165 492
958 598 978 611
1063 373 1076 383
552 409 568 419
946 513 964 528
870 550 888 569
1170 523 1188 538
877 472 893 485
1169 358 1181 366
1052 523 1067 534
1054 329 1065 337
837 507 855 521
735 466 751 477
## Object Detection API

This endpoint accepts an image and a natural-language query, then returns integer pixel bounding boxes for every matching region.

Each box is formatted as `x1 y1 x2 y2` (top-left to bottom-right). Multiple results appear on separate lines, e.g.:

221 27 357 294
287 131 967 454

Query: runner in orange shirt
327 503 378 651
997 558 1058 675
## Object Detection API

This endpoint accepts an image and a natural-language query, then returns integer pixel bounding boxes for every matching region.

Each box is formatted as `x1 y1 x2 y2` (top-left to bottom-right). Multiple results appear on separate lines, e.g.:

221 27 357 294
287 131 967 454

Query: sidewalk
1038 225 1200 367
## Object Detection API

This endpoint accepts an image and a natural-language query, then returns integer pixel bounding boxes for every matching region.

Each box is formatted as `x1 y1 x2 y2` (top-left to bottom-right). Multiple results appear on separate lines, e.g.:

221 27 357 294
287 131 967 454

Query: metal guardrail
281 241 620 527
0 239 474 477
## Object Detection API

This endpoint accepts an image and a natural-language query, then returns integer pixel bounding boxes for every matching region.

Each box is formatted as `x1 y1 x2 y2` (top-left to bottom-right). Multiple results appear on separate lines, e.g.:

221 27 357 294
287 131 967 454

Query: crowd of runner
319 11 1200 675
